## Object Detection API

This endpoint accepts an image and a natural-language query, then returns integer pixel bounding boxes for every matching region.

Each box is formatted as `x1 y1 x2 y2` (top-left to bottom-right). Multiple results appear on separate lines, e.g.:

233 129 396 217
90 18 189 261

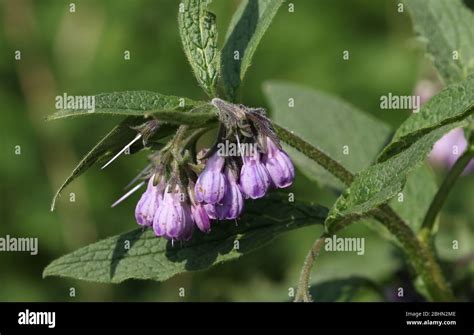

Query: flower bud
263 137 295 188
205 168 244 220
153 185 194 241
239 152 271 199
195 152 227 204
135 175 164 227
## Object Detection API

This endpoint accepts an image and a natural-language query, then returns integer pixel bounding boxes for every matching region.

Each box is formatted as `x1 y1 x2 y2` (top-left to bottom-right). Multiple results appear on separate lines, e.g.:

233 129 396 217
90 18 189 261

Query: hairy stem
374 205 454 301
274 124 354 185
294 233 328 302
420 134 474 240
277 123 454 301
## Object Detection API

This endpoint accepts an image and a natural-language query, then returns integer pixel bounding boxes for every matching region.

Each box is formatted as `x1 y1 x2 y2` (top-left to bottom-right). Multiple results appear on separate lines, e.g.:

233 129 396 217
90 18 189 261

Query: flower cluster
129 98 295 241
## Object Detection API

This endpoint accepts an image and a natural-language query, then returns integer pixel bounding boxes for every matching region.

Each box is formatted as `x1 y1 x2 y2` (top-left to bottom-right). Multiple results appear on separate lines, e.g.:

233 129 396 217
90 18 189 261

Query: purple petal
135 177 164 227
192 204 211 233
195 154 227 204
239 153 271 199
265 150 295 188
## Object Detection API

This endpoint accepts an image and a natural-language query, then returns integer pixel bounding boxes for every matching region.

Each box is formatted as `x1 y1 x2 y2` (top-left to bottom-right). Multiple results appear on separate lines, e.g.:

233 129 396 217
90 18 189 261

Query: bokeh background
0 0 473 302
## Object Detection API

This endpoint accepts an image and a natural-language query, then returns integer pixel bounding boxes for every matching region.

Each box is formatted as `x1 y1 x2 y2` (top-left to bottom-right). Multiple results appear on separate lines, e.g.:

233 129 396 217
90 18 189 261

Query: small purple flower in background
194 152 227 204
263 137 295 188
153 185 194 241
429 128 474 174
240 152 271 199
135 175 164 227
205 167 244 220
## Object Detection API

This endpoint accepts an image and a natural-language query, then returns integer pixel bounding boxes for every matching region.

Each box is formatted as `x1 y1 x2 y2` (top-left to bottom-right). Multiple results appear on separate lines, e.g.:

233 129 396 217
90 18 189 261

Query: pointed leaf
178 0 219 97
404 0 474 84
378 75 474 162
326 123 463 233
221 0 284 100
43 194 327 283
50 117 176 211
48 91 215 126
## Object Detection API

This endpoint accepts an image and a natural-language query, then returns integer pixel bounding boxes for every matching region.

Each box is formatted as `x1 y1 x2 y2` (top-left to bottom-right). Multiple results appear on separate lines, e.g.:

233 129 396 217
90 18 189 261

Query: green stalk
420 132 474 242
277 124 454 301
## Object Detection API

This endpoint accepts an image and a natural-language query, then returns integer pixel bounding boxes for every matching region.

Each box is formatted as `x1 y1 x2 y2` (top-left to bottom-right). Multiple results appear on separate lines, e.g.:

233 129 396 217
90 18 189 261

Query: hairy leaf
50 118 177 211
264 81 392 189
178 0 219 97
379 75 474 161
48 91 215 126
404 0 474 84
389 164 438 231
326 123 462 233
44 194 327 283
221 0 284 100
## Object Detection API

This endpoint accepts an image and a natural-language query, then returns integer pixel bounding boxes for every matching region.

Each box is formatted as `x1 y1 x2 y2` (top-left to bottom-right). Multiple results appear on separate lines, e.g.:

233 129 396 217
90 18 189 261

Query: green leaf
264 81 392 189
48 91 216 126
389 163 438 231
404 0 474 84
378 75 474 161
43 194 327 283
50 117 177 211
326 123 462 233
178 0 219 97
221 0 284 100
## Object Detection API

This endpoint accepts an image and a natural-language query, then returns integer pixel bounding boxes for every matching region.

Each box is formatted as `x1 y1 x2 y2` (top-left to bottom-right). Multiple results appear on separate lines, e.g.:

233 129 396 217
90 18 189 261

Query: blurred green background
0 0 472 302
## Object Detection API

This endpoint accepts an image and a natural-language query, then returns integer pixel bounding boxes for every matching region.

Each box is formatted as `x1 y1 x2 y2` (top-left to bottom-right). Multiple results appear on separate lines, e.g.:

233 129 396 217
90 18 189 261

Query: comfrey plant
46 0 474 303
129 98 294 241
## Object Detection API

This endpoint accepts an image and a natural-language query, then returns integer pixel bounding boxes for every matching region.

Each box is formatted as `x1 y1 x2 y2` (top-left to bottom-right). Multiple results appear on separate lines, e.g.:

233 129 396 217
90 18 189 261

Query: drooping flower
205 167 244 220
239 151 271 199
263 137 295 188
195 152 227 204
153 185 194 241
429 128 474 174
191 204 211 233
135 175 165 227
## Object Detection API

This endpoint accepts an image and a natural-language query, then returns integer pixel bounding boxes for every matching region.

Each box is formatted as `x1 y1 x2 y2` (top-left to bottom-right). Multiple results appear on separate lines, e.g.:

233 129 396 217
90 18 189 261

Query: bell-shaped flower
263 137 295 188
195 152 227 204
153 185 194 241
135 175 165 227
205 168 244 220
239 151 271 199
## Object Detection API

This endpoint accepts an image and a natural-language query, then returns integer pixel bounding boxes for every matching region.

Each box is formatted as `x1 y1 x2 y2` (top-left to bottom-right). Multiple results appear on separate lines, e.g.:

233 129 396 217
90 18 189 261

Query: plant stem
374 205 454 301
420 139 474 240
294 233 328 302
274 124 354 185
276 123 454 301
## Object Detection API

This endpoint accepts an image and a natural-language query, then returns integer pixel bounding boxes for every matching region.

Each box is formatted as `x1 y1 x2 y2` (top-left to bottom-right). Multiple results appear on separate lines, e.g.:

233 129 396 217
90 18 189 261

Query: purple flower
429 128 474 174
191 204 211 233
153 185 194 241
263 137 295 188
239 151 271 199
195 152 227 204
135 176 164 227
205 168 244 220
